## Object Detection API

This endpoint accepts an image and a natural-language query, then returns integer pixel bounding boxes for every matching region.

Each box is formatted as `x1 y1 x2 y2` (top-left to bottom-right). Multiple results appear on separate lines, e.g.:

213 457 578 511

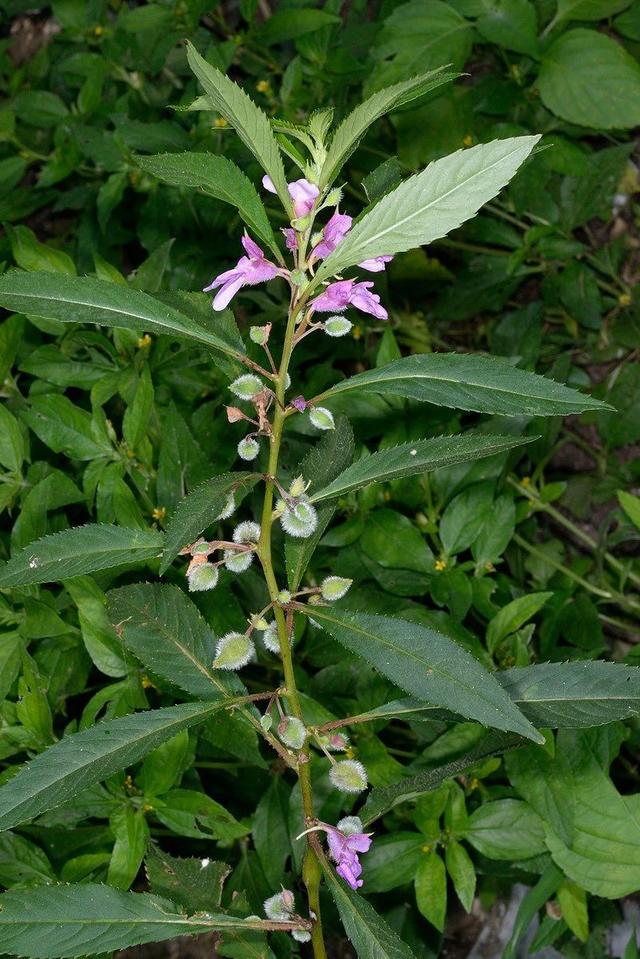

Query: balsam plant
0 41 638 959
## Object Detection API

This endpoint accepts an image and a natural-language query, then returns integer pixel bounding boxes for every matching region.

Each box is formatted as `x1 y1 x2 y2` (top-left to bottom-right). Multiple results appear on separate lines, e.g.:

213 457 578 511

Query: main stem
257 298 328 959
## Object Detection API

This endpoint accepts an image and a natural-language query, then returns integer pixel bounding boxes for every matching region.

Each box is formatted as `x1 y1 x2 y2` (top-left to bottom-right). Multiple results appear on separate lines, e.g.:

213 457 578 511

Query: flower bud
320 576 352 601
278 589 292 604
187 563 219 593
289 475 307 498
280 497 318 538
264 890 295 921
309 407 335 431
262 621 280 653
213 632 255 670
260 713 273 732
233 521 261 544
251 614 269 631
329 733 349 751
238 436 260 461
224 548 253 573
193 541 211 555
329 759 368 794
249 324 270 345
325 187 342 207
336 815 364 836
278 716 307 750
324 316 353 338
290 269 307 286
292 930 311 943
229 374 263 400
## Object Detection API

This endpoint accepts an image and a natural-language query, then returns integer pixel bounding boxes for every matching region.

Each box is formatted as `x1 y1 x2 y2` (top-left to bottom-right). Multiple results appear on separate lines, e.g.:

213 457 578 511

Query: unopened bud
320 576 352 601
260 713 273 732
289 475 307 498
249 324 270 345
326 187 342 206
336 815 364 836
187 563 219 592
229 374 263 400
329 759 368 794
278 716 307 750
213 632 254 670
278 589 292 604
292 930 311 943
309 407 335 431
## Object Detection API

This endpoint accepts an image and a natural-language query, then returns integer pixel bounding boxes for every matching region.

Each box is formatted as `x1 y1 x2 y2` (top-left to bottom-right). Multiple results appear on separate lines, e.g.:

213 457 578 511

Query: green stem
256 298 328 959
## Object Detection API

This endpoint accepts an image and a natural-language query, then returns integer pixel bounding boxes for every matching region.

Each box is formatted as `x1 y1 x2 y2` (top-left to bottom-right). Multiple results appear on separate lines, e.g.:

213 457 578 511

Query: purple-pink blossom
282 228 297 251
203 233 282 311
263 175 320 218
359 255 393 272
297 819 373 891
311 211 353 261
310 279 388 320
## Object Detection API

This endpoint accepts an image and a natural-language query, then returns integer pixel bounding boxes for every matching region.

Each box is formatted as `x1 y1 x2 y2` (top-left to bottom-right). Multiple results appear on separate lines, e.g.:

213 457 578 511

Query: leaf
185 42 290 214
317 353 610 416
0 702 226 832
445 840 476 912
0 525 164 588
507 728 640 897
22 394 112 461
285 418 355 590
107 582 241 702
161 472 258 574
557 881 589 943
360 730 521 825
618 490 640 531
311 433 534 503
350 661 640 730
136 154 279 257
306 608 542 742
538 29 640 130
314 136 540 283
320 69 457 188
476 0 539 57
555 0 632 23
145 847 230 912
255 9 341 45
0 273 241 357
415 852 447 931
322 859 417 959
0 883 295 958
487 592 552 653
465 799 546 860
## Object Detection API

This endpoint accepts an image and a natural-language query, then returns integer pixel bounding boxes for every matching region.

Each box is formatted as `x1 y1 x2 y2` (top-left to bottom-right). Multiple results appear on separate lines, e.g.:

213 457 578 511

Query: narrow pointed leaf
185 42 291 214
320 69 458 188
314 136 540 282
360 731 521 825
306 608 542 742
161 472 258 574
0 273 242 357
322 860 417 959
311 432 535 502
0 884 299 958
0 702 227 832
136 153 279 257
107 582 243 702
0 525 164 588
343 662 640 730
317 353 610 416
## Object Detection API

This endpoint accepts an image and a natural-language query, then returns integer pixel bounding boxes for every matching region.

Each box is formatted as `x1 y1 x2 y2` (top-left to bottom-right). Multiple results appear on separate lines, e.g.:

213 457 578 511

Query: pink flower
310 279 388 320
282 228 297 252
299 819 372 891
203 232 282 311
263 175 320 218
359 255 393 272
311 211 353 261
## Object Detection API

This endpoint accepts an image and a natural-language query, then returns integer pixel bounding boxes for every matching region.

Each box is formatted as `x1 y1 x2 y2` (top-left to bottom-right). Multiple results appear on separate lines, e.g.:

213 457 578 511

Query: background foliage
0 0 639 956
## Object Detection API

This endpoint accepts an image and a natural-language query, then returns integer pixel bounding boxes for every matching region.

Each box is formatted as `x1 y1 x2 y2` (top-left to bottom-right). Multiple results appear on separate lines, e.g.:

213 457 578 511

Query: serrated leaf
0 525 164 588
311 433 535 502
320 69 457 188
314 136 540 283
0 703 227 832
322 859 417 959
347 661 640 730
161 472 258 574
317 353 610 416
145 846 230 912
0 273 241 357
185 42 291 215
136 154 279 257
306 608 542 742
0 883 295 958
285 418 354 590
107 582 242 702
360 730 520 825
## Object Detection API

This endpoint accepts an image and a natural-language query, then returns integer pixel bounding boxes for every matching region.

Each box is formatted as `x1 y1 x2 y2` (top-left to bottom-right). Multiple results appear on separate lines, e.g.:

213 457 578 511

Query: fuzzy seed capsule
278 716 307 750
187 563 219 592
320 576 352 601
229 374 263 400
213 632 254 670
329 759 368 794
309 407 335 431
237 437 260 461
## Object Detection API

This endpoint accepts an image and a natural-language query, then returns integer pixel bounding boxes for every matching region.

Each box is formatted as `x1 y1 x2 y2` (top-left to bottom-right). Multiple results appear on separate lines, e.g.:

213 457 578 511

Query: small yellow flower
618 292 632 307
521 476 531 487
141 675 155 689
352 325 362 340
142 803 154 813
485 561 495 573
137 333 152 348
345 746 355 760
256 79 270 94
152 506 166 522
462 134 474 148
124 775 134 790
421 844 432 854
469 777 480 791
435 559 447 572
214 117 228 129
94 24 104 36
